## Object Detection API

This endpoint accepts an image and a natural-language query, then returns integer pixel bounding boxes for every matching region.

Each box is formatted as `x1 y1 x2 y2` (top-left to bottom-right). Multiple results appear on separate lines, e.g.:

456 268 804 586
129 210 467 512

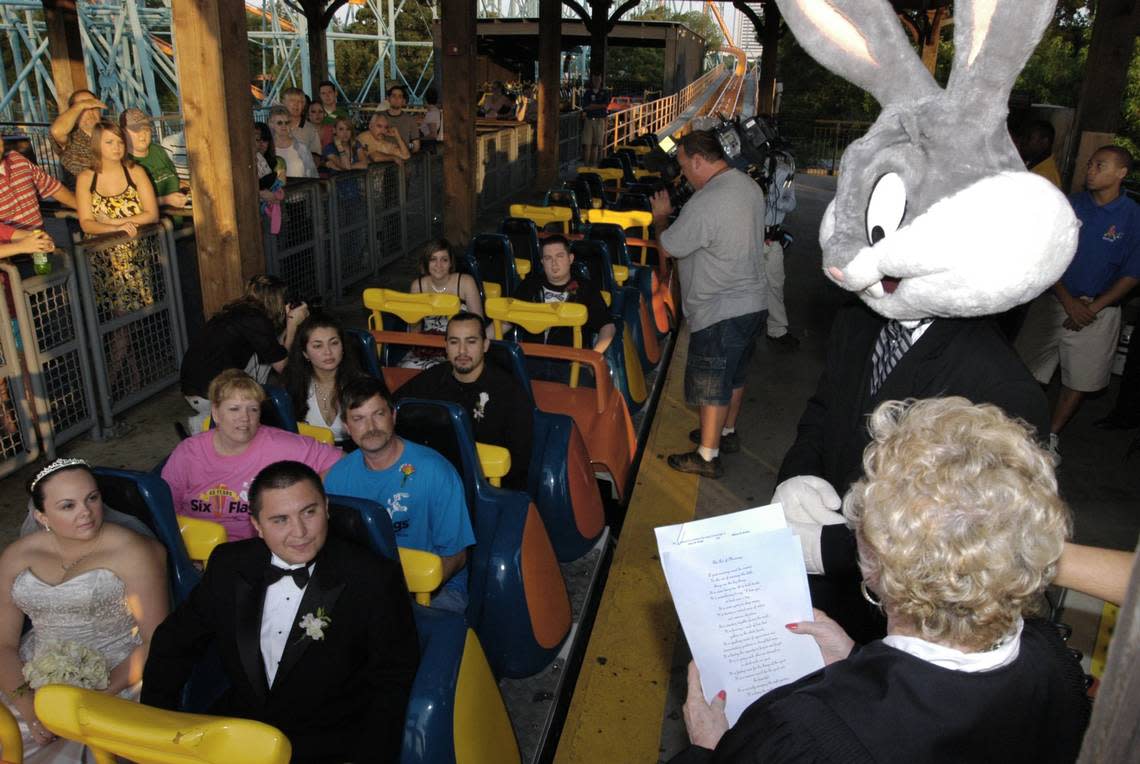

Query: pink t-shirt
161 426 342 541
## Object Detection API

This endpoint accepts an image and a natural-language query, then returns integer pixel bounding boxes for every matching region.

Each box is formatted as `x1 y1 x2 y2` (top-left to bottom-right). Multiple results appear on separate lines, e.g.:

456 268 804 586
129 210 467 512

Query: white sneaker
1047 433 1062 466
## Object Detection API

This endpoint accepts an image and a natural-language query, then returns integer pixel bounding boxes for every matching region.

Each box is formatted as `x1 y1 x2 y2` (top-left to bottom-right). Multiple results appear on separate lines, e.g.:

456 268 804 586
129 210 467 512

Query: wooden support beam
758 1 779 114
537 0 562 190
589 0 608 81
1067 0 1140 191
441 0 477 246
41 0 87 109
171 0 264 317
302 0 329 93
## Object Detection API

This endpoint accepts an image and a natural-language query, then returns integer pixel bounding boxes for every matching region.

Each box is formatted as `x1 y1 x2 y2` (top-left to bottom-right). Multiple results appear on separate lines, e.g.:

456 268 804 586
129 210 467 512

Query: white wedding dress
4 568 142 763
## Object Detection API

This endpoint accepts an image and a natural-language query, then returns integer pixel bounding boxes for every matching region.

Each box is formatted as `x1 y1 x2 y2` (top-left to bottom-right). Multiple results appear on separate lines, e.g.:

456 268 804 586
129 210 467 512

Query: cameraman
651 130 767 479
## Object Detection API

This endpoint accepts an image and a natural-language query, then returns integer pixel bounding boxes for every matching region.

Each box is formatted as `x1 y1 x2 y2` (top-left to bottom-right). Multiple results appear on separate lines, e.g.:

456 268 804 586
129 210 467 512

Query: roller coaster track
700 70 746 120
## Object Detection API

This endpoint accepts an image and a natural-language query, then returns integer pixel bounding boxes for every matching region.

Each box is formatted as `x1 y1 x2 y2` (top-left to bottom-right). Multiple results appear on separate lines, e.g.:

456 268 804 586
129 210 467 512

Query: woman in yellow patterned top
75 121 160 398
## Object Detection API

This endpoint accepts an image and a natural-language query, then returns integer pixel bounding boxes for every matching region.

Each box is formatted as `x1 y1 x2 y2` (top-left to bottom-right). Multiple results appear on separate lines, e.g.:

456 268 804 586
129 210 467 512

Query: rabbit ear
946 0 1055 112
773 0 938 105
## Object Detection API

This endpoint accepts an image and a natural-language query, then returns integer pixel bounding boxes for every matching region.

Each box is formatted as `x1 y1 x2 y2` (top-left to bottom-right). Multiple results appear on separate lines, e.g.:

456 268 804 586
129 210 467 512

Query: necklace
56 527 103 573
428 280 449 294
313 379 334 406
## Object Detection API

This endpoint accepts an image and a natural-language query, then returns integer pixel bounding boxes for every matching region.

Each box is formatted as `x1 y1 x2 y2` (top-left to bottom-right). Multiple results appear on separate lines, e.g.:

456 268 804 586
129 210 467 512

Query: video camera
641 114 791 208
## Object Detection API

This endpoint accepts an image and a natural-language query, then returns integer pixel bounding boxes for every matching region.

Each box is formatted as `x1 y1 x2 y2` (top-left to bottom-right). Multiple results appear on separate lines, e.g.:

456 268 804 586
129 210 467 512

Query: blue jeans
684 311 766 406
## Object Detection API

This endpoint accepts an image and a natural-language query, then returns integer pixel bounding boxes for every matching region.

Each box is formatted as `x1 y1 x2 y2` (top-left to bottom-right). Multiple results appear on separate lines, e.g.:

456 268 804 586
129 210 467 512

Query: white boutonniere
474 392 490 421
298 608 332 640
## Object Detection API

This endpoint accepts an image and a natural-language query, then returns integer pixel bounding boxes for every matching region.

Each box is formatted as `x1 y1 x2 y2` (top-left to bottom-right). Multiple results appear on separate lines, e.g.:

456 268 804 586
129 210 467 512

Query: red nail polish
785 623 798 630
716 690 726 700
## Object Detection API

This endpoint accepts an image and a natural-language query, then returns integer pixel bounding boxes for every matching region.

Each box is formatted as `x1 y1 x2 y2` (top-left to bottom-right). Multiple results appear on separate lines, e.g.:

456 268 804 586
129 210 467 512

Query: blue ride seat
498 217 541 273
394 398 571 678
588 222 671 334
577 172 617 206
465 233 520 298
569 177 597 211
570 239 659 374
91 468 227 714
485 341 606 561
543 188 582 231
322 496 521 763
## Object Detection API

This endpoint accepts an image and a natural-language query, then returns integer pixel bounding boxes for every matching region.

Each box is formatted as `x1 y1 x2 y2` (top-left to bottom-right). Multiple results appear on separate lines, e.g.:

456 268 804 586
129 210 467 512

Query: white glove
772 476 845 575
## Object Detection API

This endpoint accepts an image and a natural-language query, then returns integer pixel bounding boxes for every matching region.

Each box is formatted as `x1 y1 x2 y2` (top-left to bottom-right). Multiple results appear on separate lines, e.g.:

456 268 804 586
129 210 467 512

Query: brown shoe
667 450 724 478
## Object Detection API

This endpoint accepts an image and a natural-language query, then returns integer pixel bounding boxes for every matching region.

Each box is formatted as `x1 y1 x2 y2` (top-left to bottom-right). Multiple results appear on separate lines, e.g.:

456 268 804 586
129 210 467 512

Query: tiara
29 458 90 493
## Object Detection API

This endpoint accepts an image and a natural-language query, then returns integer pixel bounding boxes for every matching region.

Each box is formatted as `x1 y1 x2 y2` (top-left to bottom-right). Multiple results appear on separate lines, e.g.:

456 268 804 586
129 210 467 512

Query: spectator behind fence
324 377 476 613
0 458 168 761
317 80 349 124
0 147 76 232
357 113 410 167
280 86 322 162
478 81 514 121
671 398 1089 764
162 370 342 541
120 108 187 209
580 74 610 166
180 274 308 432
268 105 317 179
381 85 421 153
517 84 538 123
307 100 334 151
513 233 615 353
254 121 286 234
283 313 366 445
49 88 105 184
395 312 533 490
321 118 368 173
419 88 442 144
400 238 483 370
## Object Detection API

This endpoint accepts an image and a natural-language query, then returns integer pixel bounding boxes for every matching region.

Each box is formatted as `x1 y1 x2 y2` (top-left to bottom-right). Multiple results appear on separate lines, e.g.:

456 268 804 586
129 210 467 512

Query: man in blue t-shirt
1016 145 1140 460
324 377 475 613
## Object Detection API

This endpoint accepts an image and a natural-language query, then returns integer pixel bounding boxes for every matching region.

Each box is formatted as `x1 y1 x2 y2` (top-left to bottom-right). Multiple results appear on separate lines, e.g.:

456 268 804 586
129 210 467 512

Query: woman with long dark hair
283 313 365 444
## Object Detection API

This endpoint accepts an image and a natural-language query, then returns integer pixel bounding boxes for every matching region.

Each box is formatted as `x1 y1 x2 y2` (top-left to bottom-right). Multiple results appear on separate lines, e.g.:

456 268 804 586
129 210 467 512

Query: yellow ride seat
576 166 624 186
362 288 462 330
0 701 21 763
34 685 292 764
476 442 511 488
584 208 653 242
398 548 444 606
514 258 532 278
483 297 589 387
508 204 571 235
297 422 335 445
176 516 227 568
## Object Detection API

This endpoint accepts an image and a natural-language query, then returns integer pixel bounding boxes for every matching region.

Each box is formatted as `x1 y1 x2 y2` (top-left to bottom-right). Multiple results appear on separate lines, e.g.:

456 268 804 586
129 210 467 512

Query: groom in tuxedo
141 460 419 763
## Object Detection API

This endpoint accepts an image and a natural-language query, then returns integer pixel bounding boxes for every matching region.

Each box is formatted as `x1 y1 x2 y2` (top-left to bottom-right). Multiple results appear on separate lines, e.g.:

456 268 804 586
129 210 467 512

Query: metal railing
603 65 725 151
0 279 43 478
778 118 872 175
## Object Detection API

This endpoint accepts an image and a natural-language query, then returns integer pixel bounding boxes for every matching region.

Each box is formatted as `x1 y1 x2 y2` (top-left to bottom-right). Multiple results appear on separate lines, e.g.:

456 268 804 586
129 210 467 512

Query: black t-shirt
513 273 612 348
395 361 534 490
180 304 286 397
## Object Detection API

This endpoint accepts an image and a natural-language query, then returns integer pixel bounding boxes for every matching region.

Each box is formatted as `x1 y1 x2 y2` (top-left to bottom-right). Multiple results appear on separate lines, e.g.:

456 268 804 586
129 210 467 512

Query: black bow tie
265 563 311 589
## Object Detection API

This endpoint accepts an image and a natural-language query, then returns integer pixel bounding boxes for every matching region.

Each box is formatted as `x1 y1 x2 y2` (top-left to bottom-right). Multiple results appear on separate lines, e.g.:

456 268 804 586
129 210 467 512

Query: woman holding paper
674 397 1090 763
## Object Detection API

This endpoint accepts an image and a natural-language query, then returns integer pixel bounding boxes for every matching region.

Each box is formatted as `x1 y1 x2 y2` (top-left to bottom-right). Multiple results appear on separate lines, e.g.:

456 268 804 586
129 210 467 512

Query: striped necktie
870 320 915 396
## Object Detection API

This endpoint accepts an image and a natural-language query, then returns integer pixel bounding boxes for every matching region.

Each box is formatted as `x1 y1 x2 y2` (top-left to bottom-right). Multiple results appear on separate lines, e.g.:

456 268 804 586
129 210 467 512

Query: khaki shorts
1015 295 1121 392
582 117 606 147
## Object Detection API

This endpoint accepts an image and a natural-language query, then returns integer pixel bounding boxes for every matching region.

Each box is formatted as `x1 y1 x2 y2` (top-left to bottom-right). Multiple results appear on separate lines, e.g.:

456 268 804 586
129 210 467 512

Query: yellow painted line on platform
556 329 698 764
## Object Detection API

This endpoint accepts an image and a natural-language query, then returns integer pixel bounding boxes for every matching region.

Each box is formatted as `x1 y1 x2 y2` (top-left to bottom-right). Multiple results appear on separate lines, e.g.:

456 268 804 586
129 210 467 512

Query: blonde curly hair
844 397 1071 651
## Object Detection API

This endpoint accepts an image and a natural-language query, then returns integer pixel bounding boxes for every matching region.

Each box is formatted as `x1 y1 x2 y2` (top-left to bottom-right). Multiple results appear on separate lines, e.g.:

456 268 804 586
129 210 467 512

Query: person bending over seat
324 377 475 613
283 313 367 446
162 370 342 542
672 398 1089 763
142 461 418 764
395 312 533 490
180 274 308 432
0 458 168 762
513 233 615 353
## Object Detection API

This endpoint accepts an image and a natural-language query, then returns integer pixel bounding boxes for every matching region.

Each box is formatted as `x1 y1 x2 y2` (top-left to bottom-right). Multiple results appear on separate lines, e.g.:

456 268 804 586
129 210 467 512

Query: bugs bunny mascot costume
769 0 1079 639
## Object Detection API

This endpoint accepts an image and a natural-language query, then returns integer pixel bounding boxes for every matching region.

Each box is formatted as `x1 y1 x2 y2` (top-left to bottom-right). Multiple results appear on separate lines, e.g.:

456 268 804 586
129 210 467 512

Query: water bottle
33 252 51 276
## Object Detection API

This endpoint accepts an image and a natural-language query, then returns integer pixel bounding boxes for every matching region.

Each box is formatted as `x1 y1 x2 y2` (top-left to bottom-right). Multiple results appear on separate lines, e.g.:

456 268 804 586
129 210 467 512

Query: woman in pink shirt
161 369 341 541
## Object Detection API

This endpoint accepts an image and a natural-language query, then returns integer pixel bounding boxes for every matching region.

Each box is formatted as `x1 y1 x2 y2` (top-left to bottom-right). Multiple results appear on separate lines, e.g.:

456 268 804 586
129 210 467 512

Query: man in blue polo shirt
1016 145 1140 461
324 376 475 613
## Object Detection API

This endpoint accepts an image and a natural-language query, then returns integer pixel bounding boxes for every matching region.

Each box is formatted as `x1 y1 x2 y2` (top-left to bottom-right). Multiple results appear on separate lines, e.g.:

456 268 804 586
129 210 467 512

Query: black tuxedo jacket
778 303 1050 576
141 535 419 763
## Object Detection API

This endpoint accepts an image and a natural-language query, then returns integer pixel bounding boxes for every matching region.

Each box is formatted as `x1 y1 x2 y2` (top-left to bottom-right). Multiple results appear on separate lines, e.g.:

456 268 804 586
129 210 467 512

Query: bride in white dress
0 459 168 762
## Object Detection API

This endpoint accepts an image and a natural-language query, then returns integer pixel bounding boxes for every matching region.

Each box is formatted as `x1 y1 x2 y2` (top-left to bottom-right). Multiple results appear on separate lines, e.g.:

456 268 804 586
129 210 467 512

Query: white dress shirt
260 554 314 685
883 617 1023 672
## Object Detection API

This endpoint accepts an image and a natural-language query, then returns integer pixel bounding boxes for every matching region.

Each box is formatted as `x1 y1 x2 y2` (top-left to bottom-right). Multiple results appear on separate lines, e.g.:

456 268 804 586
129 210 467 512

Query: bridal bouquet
22 641 110 691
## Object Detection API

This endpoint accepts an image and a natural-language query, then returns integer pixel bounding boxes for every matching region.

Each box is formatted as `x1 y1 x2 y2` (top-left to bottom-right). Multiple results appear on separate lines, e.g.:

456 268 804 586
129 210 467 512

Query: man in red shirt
0 149 75 232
